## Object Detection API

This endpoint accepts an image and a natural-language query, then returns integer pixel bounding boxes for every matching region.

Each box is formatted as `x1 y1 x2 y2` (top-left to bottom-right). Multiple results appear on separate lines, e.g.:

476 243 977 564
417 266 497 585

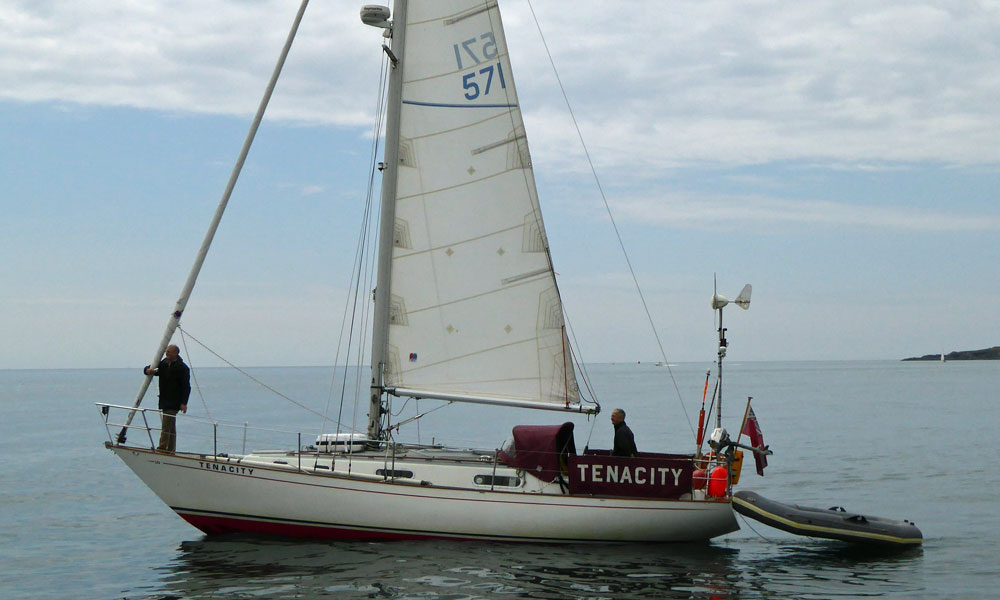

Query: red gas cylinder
707 465 728 498
692 469 707 490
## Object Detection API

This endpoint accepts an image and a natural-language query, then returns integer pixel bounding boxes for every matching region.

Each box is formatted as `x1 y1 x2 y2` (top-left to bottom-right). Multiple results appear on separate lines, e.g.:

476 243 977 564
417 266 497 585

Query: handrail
97 403 740 502
98 402 371 458
97 402 732 498
98 403 158 449
99 402 727 462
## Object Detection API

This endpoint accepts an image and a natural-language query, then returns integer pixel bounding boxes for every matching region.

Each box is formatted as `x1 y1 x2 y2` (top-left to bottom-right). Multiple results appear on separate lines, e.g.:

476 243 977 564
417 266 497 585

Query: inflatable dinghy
733 490 922 546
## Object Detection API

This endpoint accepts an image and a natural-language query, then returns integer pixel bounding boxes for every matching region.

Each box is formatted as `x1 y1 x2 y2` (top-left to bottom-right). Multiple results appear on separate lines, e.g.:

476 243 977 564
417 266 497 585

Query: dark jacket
612 421 638 457
151 358 191 411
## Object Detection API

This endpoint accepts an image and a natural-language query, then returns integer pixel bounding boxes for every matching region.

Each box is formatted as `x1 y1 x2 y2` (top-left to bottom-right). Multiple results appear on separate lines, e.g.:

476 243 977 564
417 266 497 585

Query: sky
2 0 999 370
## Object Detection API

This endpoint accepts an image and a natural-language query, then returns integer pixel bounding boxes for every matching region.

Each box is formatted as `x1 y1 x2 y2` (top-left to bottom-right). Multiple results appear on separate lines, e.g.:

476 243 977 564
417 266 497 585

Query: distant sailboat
99 0 753 542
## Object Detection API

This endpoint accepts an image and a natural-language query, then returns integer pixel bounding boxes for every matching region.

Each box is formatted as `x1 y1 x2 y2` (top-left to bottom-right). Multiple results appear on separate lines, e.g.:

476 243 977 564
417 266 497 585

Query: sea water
1 360 997 599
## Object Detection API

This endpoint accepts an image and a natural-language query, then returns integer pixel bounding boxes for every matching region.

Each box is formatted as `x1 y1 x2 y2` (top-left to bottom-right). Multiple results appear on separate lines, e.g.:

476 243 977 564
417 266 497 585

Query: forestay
381 0 585 411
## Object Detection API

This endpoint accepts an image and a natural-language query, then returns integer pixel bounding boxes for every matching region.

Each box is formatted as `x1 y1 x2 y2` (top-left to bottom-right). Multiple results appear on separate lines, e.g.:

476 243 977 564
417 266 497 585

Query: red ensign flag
742 406 768 476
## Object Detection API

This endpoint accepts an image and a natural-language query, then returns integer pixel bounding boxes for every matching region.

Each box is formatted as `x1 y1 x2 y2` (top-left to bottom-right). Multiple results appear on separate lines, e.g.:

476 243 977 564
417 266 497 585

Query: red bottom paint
178 512 471 541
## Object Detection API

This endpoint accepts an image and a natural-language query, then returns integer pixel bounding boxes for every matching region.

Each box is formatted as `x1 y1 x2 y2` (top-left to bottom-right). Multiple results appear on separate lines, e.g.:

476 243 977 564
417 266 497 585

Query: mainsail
377 0 584 411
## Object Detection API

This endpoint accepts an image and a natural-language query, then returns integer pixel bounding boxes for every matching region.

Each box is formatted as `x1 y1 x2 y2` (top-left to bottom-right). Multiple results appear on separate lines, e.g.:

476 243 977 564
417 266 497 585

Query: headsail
377 0 586 412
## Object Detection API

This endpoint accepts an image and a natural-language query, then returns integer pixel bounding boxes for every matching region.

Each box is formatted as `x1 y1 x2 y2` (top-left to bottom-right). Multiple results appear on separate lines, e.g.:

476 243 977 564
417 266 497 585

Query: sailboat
101 0 743 542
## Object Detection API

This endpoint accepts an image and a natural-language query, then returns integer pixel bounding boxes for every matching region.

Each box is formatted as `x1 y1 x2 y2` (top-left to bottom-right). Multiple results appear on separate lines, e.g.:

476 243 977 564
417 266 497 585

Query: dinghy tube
733 490 922 546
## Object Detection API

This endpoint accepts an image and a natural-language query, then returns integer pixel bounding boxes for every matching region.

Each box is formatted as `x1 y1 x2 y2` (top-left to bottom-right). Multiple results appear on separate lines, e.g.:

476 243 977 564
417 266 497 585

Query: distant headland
903 346 1000 361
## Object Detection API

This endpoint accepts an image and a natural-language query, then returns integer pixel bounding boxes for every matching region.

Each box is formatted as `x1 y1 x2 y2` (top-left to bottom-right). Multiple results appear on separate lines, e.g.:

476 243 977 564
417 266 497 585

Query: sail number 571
453 32 506 101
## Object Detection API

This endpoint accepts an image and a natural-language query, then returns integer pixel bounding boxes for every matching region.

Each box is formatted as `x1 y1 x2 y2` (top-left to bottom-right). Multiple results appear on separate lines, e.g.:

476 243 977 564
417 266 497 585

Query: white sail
381 0 582 410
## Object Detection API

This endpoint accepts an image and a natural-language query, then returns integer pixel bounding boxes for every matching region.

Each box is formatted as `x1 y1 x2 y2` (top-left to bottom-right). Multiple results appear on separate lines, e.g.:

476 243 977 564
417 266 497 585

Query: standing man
143 344 190 453
610 408 638 458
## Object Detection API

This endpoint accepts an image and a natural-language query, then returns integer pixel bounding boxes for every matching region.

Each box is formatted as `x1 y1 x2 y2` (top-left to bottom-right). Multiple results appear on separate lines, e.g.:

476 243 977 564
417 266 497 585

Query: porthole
376 469 414 479
474 474 520 487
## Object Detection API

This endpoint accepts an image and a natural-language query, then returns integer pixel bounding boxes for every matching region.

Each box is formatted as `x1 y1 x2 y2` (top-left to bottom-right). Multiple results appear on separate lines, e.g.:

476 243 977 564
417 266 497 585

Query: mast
368 0 407 440
715 306 726 429
117 0 311 443
710 281 751 433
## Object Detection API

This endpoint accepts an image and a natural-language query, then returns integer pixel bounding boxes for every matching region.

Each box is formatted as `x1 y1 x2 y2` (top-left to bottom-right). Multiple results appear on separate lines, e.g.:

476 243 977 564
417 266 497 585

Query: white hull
109 444 737 543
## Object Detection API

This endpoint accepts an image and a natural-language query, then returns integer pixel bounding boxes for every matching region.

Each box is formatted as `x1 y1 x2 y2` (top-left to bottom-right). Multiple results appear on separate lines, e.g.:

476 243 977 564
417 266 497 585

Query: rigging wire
353 130 382 435
117 0 312 444
704 378 720 438
482 3 599 411
335 41 392 472
177 328 214 422
525 0 694 435
387 401 454 436
584 409 599 450
390 396 411 416
738 512 774 542
322 47 390 443
561 307 600 407
321 169 373 430
176 325 326 419
320 204 365 433
351 50 393 440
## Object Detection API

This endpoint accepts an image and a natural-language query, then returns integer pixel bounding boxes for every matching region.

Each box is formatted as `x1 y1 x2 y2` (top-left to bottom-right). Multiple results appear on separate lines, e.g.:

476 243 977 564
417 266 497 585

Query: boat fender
707 465 728 497
692 468 707 490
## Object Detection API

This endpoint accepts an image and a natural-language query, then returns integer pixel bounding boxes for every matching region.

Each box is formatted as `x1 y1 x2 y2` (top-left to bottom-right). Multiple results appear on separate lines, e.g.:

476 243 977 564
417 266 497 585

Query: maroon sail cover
497 422 576 483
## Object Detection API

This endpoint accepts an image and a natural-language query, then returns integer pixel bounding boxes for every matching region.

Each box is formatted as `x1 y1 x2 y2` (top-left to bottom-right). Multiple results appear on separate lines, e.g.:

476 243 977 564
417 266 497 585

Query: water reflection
152 536 739 599
148 534 924 599
734 538 925 599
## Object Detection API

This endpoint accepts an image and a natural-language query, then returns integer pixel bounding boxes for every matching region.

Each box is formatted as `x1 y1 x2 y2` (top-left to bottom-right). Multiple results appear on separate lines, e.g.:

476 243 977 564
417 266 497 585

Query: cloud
3 1 1000 170
611 192 1000 233
299 184 325 196
276 182 326 197
516 2 1000 167
0 1 378 125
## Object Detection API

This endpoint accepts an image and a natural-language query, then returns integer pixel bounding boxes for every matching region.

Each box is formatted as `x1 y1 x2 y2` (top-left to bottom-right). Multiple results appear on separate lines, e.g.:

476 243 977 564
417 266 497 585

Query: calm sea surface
1 360 997 599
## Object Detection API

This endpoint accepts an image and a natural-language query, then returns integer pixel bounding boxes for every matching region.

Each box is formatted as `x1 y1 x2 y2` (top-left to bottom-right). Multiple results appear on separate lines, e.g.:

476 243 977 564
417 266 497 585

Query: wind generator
708 278 751 444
